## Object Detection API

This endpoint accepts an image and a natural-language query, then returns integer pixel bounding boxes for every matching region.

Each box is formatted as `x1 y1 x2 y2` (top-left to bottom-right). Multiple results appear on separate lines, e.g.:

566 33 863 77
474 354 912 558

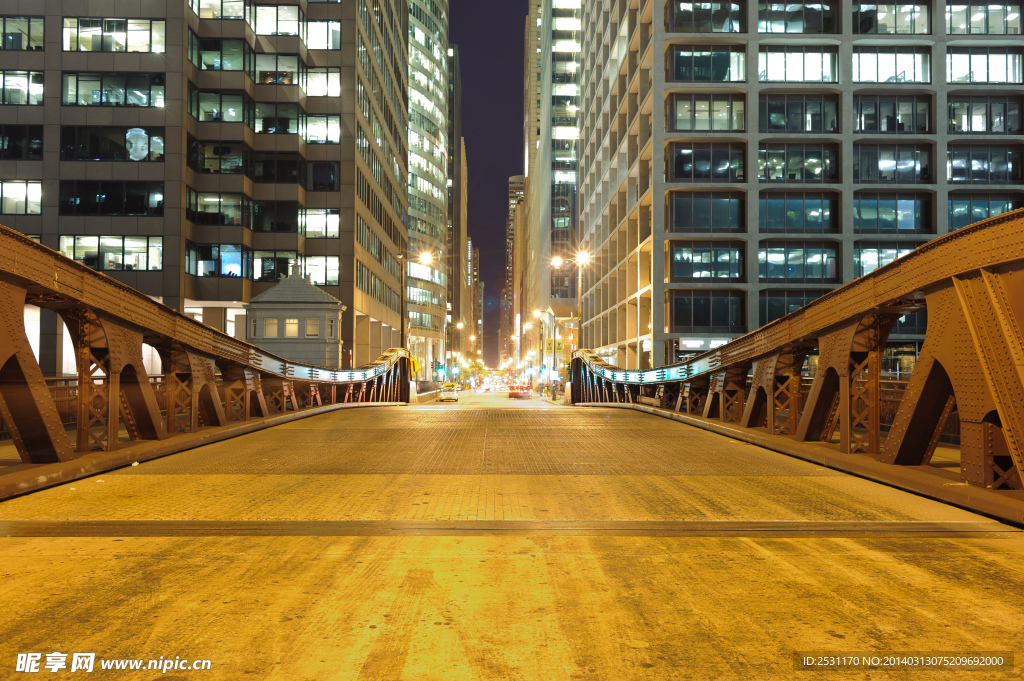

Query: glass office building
578 0 1024 369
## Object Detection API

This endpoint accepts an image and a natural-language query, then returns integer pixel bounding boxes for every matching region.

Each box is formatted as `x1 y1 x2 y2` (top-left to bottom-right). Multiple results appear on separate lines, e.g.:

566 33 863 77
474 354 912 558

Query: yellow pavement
0 393 1022 680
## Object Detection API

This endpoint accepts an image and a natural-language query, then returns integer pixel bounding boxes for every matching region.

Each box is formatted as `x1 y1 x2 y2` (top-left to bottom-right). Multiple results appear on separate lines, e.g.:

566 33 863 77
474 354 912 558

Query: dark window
185 189 254 228
946 145 1023 183
254 201 300 232
758 144 840 183
758 240 839 282
255 102 305 134
59 181 163 216
854 193 932 233
894 310 927 335
670 192 745 232
758 192 838 232
61 126 164 161
670 143 746 182
854 95 930 133
758 94 839 132
671 289 746 333
948 193 1024 230
0 125 42 159
253 151 303 183
670 241 746 282
853 144 932 183
254 53 305 85
188 32 254 76
669 45 746 82
187 135 251 174
306 161 341 191
759 289 829 325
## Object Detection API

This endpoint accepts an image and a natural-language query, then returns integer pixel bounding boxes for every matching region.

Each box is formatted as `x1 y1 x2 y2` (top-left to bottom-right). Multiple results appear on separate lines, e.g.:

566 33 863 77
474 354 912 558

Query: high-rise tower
578 0 1024 370
1 0 409 372
406 0 450 379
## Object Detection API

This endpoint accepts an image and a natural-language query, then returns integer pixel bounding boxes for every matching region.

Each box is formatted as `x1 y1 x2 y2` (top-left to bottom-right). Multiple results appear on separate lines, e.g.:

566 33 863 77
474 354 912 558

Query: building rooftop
248 268 345 307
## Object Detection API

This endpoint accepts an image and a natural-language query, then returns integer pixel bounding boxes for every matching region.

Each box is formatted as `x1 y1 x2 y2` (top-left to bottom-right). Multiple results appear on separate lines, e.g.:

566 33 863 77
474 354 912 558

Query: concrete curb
580 401 1024 527
0 402 404 502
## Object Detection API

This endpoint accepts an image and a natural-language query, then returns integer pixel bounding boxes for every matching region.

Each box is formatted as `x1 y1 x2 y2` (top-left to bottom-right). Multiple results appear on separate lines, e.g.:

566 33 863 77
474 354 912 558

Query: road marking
0 520 1015 538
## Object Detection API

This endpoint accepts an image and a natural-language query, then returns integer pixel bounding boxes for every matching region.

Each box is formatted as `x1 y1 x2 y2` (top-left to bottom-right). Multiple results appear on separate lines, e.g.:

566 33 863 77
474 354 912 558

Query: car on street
439 383 459 402
508 385 533 399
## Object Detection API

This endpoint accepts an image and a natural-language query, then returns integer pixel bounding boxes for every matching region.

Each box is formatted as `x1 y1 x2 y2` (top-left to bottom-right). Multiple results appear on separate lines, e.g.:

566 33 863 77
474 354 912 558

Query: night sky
449 0 529 367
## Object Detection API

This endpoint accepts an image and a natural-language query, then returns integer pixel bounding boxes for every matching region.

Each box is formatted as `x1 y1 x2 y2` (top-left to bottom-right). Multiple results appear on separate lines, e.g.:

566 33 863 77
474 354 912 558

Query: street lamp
552 251 591 383
552 250 591 316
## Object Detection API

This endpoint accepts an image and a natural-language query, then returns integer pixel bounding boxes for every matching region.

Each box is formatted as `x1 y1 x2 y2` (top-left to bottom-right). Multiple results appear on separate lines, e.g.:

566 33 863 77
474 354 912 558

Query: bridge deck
1 394 1022 679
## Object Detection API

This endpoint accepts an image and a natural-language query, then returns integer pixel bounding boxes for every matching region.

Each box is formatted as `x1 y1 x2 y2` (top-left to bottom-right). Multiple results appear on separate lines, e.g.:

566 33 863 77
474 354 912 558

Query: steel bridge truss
572 209 1024 491
0 226 411 465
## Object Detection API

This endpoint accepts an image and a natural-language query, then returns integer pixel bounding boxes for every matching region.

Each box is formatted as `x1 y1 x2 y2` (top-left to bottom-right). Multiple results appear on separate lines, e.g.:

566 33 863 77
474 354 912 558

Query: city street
0 396 1022 679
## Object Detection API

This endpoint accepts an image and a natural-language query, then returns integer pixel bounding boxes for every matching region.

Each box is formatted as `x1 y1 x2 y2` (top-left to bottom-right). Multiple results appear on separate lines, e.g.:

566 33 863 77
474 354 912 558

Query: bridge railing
572 208 1024 491
0 225 411 465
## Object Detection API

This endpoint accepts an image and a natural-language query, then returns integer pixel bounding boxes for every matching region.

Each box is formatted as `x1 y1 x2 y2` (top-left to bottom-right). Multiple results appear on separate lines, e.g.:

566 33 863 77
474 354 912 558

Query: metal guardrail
572 208 1024 491
0 224 411 465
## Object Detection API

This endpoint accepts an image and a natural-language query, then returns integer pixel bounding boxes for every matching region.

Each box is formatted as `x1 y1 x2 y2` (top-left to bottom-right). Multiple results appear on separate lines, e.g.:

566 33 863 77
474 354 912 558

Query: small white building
245 267 347 368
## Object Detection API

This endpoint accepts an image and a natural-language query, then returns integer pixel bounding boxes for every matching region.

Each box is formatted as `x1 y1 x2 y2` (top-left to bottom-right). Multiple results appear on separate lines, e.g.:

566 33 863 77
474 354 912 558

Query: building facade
521 0 583 385
469 239 483 361
0 0 408 372
579 0 1024 370
406 0 449 379
500 174 526 363
446 44 467 363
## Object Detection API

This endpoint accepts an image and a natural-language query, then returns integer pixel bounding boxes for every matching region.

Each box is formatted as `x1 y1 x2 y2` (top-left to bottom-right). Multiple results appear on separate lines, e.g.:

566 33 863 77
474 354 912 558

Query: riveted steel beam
572 209 1024 491
0 225 411 464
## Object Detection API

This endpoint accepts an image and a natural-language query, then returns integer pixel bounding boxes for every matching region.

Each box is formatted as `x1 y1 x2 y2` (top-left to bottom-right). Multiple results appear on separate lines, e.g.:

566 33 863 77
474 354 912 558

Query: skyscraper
447 44 470 361
407 0 450 379
578 0 1024 370
501 175 526 363
521 0 582 383
1 0 409 372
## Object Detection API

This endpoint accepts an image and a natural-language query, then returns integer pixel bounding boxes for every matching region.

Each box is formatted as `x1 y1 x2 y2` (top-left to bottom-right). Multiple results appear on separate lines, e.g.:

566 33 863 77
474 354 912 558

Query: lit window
0 180 41 214
62 18 165 53
667 1 744 32
758 2 838 33
265 318 279 337
852 47 931 83
853 2 930 34
0 17 44 50
285 319 299 338
0 70 44 105
758 46 838 83
305 319 320 337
